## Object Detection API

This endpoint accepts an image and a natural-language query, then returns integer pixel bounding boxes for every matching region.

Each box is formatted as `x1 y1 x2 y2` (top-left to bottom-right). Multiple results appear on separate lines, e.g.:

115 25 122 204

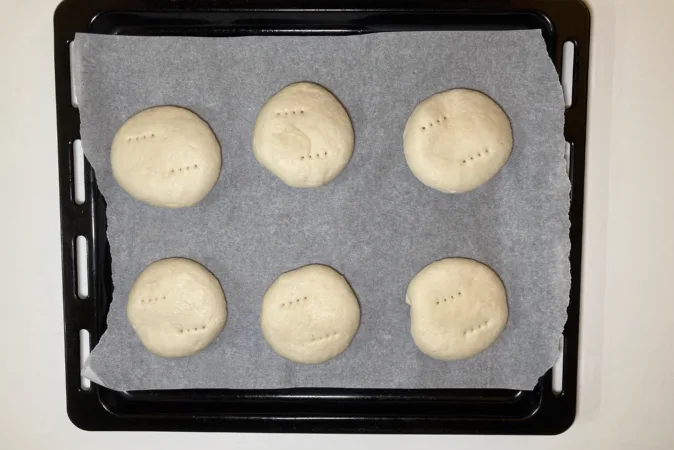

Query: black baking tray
54 0 590 434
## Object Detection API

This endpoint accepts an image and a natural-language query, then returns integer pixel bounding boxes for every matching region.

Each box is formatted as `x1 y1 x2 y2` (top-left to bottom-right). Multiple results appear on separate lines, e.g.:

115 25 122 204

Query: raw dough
260 264 360 364
111 106 221 207
403 89 513 193
127 258 227 358
253 82 354 188
406 258 508 360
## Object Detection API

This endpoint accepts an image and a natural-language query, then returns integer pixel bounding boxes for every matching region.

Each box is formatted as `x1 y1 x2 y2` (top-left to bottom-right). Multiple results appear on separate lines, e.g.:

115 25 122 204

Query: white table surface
1 0 672 448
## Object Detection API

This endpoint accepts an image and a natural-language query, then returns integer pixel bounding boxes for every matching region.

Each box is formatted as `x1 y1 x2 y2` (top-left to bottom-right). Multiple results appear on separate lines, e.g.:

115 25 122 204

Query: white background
1 0 672 448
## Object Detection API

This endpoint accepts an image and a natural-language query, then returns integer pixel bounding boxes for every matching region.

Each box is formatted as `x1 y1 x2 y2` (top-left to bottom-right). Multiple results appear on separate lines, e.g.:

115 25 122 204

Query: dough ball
253 82 354 188
111 106 221 207
406 258 508 360
260 264 360 364
403 89 513 193
127 258 227 358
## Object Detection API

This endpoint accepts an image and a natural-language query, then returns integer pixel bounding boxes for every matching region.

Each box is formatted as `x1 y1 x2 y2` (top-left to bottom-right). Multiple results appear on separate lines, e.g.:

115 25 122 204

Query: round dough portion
403 89 513 193
127 258 227 358
406 258 508 361
111 106 221 208
260 264 360 364
253 82 354 188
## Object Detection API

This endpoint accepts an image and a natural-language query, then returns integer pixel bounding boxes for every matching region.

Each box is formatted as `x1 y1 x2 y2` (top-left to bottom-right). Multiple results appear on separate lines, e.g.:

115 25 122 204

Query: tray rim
53 0 590 435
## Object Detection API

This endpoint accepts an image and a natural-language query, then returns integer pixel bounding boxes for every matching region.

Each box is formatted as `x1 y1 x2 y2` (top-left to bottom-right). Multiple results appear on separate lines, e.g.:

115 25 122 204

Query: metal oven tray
54 0 590 434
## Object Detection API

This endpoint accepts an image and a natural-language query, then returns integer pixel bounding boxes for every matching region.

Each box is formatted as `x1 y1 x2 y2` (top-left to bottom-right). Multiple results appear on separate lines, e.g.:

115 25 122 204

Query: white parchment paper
73 30 569 391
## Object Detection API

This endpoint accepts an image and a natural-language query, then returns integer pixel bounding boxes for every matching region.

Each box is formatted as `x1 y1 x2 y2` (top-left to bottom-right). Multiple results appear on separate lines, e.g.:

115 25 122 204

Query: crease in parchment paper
73 30 570 391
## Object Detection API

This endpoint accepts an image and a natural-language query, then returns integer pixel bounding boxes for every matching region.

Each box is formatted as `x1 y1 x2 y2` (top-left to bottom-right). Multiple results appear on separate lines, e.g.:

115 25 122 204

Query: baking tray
54 0 590 434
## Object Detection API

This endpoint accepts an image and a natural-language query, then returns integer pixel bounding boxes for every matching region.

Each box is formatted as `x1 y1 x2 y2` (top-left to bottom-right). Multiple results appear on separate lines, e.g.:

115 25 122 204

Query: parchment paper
74 30 570 391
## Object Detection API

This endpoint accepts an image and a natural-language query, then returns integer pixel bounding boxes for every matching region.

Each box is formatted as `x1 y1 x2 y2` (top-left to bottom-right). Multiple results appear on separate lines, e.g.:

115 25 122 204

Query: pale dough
406 258 508 360
111 106 221 208
260 264 360 364
403 89 513 193
253 82 354 188
127 258 227 358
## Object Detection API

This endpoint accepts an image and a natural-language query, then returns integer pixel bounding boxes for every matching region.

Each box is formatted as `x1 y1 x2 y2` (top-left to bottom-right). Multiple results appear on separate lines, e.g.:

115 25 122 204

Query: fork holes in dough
260 264 360 364
403 88 513 193
406 258 508 360
127 258 226 357
253 82 354 188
